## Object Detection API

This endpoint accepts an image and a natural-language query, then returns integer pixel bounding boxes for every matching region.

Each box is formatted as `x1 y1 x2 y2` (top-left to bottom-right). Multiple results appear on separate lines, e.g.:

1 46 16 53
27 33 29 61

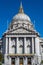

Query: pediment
8 27 33 34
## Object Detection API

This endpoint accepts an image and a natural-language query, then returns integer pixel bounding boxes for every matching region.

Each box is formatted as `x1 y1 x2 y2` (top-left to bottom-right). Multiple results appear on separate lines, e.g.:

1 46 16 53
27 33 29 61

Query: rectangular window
19 38 24 54
12 58 15 65
20 58 23 65
27 58 31 65
26 38 31 54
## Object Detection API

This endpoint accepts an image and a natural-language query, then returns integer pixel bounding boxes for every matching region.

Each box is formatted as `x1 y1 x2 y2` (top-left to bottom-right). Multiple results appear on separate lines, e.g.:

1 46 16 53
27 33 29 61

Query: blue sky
0 0 43 38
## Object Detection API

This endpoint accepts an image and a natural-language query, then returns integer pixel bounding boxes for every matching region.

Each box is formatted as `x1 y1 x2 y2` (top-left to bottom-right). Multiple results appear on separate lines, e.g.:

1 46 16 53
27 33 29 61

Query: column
6 37 8 54
9 37 11 54
16 37 19 53
24 37 27 53
31 57 34 65
32 37 34 54
15 57 19 65
23 57 27 65
9 57 11 65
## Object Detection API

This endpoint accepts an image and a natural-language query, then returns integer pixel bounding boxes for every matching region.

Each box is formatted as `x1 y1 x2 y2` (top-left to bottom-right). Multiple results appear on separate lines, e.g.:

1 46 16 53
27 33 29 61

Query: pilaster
6 37 8 54
24 37 27 53
15 57 19 65
16 37 19 53
23 57 27 65
31 57 35 65
32 37 34 54
9 37 11 54
9 57 11 65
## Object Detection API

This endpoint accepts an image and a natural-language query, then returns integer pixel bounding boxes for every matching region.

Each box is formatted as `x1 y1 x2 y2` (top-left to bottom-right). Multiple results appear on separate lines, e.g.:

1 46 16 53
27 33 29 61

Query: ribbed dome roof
13 13 31 22
9 2 34 30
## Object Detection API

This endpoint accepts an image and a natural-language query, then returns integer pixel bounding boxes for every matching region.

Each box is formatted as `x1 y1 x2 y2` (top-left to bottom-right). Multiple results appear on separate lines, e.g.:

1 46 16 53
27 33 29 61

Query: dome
13 13 31 22
9 2 34 30
13 2 31 22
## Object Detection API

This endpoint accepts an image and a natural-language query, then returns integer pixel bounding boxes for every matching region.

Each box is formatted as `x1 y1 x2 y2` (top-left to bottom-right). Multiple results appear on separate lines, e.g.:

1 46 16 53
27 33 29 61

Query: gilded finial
19 2 24 13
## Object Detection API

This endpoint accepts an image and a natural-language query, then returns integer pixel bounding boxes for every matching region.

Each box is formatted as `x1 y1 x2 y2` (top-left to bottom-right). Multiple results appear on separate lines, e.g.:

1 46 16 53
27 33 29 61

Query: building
1 2 43 65
0 38 2 53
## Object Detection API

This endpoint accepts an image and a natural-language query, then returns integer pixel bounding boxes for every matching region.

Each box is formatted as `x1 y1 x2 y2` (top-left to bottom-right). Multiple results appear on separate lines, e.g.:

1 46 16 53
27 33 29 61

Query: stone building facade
0 2 43 65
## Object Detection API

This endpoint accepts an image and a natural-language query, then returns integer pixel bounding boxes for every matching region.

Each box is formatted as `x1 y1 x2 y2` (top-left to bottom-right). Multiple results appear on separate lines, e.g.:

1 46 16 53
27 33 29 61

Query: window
27 46 30 54
27 58 31 65
19 45 23 54
11 38 16 45
19 38 24 54
27 39 30 46
12 45 16 53
26 38 31 54
11 38 16 53
12 58 15 65
20 58 23 65
19 38 24 46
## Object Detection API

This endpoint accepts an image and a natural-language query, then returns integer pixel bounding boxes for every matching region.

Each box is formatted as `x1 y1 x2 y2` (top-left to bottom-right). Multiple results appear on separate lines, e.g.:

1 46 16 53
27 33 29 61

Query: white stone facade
1 2 43 65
